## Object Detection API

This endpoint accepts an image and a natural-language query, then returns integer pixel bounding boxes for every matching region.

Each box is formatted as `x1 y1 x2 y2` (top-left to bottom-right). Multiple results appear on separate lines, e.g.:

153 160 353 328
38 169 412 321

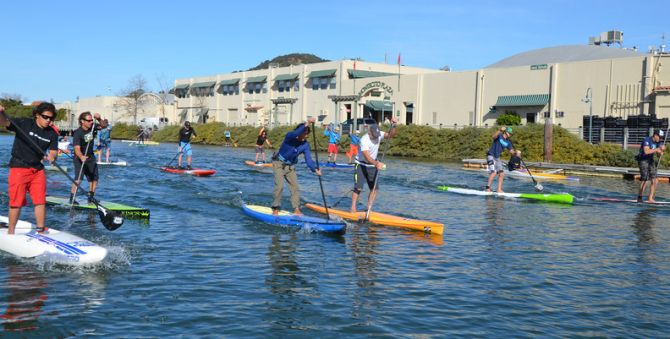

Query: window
544 111 551 118
330 77 337 89
311 77 335 90
556 111 565 118
219 84 239 96
278 80 285 92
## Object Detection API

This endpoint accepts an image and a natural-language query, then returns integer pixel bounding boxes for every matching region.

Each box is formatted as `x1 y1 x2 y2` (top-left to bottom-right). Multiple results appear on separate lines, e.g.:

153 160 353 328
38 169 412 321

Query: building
173 44 670 134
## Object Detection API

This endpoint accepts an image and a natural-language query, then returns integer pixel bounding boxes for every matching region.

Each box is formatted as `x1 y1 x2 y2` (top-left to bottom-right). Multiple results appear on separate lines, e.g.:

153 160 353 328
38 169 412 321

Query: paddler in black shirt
177 121 197 169
69 111 102 205
0 103 59 234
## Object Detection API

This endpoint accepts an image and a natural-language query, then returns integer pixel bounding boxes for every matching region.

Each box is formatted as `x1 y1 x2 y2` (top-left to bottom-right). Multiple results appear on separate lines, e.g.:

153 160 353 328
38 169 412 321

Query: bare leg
497 172 505 193
178 154 183 167
106 148 110 163
90 181 97 194
649 178 658 202
351 191 360 213
638 180 648 202
255 152 259 162
34 204 46 231
187 155 192 166
486 172 496 192
7 207 20 235
367 188 378 211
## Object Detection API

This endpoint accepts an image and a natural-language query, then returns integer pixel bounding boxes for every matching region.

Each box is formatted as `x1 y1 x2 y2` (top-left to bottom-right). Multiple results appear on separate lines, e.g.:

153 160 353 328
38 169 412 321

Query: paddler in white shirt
350 117 397 213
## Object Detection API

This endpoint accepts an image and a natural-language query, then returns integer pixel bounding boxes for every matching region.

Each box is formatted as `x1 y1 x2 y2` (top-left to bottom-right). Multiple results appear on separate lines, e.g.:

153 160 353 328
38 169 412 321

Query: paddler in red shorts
0 103 59 234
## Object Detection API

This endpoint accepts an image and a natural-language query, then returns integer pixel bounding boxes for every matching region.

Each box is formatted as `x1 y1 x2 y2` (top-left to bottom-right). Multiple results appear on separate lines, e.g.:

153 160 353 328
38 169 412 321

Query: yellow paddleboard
304 203 443 235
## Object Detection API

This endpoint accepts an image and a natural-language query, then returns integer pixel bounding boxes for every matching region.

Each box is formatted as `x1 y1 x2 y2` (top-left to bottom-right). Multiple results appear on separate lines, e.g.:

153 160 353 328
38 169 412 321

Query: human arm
492 125 506 138
362 149 385 170
302 144 319 173
384 117 399 139
258 127 265 136
265 138 273 148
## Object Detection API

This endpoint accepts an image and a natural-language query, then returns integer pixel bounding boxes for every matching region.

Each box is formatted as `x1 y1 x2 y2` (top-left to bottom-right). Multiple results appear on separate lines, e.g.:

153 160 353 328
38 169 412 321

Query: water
1 135 669 337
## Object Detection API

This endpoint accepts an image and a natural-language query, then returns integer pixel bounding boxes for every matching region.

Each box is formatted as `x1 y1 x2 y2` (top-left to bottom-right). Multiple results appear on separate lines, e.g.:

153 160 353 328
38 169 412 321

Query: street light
582 88 593 143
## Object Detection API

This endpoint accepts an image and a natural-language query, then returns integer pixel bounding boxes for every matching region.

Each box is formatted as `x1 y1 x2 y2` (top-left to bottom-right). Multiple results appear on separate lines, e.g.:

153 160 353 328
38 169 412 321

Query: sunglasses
82 119 94 122
40 114 55 121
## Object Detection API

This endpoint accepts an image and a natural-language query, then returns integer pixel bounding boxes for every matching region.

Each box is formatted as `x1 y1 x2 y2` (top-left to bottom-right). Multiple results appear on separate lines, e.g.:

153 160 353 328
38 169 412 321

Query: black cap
184 121 190 126
369 124 381 138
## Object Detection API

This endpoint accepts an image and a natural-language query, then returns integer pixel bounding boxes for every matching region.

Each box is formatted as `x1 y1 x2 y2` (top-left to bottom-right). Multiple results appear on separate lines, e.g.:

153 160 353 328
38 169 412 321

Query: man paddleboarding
350 118 398 213
637 129 666 202
485 126 515 193
70 112 101 204
271 118 322 216
97 119 112 163
0 103 59 234
178 121 197 170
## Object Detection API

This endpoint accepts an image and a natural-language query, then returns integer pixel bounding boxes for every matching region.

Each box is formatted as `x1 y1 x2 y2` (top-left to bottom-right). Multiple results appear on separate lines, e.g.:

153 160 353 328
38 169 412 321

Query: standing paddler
69 112 101 205
636 129 666 202
0 103 59 234
485 126 515 193
271 118 322 216
350 117 398 213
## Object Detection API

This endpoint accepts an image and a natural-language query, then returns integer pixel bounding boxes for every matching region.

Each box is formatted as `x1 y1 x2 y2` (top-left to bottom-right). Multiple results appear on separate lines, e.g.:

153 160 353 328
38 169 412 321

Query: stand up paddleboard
592 197 670 206
46 196 150 219
0 216 107 265
45 165 68 172
304 203 443 234
97 160 128 166
160 166 216 177
438 186 574 204
244 160 272 168
319 162 355 168
242 204 346 234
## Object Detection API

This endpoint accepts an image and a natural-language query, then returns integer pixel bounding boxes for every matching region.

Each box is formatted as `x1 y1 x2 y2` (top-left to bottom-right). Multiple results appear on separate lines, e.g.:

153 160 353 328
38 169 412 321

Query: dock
461 159 670 183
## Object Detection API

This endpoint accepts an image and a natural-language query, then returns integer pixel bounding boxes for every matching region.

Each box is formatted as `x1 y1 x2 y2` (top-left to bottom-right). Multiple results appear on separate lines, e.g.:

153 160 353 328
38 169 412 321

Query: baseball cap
505 127 513 134
184 121 190 126
369 124 381 138
656 129 665 137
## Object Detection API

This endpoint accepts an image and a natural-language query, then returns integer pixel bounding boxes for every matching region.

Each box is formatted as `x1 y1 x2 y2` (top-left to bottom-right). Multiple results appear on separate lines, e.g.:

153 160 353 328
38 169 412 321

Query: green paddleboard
46 196 150 218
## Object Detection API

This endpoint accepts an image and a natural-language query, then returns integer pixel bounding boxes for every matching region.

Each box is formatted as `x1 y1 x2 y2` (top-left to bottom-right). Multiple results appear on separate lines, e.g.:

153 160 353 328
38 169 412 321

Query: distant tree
116 74 148 125
248 53 328 71
496 111 521 126
0 94 32 118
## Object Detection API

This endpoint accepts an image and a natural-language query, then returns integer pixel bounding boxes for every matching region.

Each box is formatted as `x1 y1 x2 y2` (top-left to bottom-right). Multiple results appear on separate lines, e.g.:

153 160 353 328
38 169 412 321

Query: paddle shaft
655 125 670 168
0 111 123 229
365 124 394 221
520 158 543 191
165 151 182 167
311 122 330 219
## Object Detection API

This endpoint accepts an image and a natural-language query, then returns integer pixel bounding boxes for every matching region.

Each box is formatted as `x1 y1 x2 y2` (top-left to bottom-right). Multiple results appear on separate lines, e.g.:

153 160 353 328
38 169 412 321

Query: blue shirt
487 134 513 158
224 130 231 137
349 134 361 146
98 127 111 142
277 124 317 172
638 136 662 162
324 128 341 144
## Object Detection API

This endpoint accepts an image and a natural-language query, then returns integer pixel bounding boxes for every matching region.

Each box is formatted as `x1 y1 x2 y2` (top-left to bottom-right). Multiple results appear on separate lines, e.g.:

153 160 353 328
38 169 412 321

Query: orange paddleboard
304 203 443 235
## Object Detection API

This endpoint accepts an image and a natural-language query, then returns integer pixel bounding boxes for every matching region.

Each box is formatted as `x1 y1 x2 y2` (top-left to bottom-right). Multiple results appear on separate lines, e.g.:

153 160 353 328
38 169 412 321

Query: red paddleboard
160 166 216 177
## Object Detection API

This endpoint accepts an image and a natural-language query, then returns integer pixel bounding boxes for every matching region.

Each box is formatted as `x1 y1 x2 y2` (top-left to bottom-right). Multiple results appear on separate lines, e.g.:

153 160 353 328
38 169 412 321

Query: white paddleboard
0 216 107 265
97 160 128 166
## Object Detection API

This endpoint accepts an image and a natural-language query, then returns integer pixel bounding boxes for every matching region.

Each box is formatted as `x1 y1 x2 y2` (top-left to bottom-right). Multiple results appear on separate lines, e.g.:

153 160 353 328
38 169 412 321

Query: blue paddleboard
242 204 346 234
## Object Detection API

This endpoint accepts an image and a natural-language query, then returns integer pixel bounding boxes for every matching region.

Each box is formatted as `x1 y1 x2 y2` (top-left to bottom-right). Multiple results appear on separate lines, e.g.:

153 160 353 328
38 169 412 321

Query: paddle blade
535 183 544 192
94 203 124 231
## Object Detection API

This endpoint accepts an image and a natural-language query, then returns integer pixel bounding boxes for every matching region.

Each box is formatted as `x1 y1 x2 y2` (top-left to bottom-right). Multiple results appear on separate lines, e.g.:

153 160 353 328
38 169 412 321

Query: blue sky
1 0 667 103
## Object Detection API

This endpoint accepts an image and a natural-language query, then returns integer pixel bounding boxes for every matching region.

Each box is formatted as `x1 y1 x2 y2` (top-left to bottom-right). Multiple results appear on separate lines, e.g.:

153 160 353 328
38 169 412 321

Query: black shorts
73 157 99 182
639 160 657 181
354 163 378 191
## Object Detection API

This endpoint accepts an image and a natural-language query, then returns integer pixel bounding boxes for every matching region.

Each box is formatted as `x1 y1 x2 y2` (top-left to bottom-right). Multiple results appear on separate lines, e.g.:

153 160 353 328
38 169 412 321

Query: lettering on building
358 81 394 97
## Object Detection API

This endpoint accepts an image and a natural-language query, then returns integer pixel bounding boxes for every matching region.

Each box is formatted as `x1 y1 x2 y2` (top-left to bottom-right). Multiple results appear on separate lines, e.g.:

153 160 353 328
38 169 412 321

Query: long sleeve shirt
276 124 317 172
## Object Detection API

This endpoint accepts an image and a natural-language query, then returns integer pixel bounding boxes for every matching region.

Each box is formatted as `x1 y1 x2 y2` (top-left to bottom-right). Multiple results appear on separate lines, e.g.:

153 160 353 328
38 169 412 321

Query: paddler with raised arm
485 126 515 193
350 117 398 213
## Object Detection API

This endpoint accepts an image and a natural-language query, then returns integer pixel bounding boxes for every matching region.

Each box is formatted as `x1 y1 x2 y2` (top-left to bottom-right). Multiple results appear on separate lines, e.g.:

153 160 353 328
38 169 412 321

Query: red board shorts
347 145 359 158
328 143 338 153
8 167 47 207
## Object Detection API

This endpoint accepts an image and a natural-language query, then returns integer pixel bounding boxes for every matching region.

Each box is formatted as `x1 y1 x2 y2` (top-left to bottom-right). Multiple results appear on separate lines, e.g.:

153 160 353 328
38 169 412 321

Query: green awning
274 73 300 81
348 69 396 78
191 81 216 89
308 69 337 78
218 78 240 85
365 100 393 111
175 84 190 90
495 94 549 107
246 76 267 83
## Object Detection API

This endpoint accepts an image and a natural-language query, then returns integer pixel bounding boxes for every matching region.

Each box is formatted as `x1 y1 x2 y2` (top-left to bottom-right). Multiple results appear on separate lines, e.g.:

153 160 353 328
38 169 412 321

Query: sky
1 0 667 103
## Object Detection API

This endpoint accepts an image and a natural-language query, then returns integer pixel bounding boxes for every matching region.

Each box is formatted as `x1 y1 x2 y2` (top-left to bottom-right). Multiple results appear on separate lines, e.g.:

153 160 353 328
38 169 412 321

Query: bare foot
272 210 279 216
648 199 656 203
293 209 303 216
485 189 491 193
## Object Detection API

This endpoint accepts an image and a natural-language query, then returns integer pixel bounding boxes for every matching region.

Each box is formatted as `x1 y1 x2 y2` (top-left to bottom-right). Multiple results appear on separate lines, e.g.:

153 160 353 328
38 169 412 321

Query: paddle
520 158 544 192
365 123 393 222
165 151 182 168
1 112 123 230
311 122 330 220
70 123 95 210
655 126 670 168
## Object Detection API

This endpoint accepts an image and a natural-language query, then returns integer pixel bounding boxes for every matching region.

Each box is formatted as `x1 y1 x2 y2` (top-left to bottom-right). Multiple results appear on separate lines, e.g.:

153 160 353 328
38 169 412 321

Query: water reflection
631 208 657 245
0 264 48 332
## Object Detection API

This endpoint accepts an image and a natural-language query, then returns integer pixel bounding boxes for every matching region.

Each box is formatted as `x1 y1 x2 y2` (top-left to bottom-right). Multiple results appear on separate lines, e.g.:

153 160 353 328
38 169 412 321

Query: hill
247 53 328 71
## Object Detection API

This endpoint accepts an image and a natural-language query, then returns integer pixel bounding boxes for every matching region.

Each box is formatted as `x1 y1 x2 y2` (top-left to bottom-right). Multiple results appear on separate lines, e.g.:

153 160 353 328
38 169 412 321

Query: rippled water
0 134 669 337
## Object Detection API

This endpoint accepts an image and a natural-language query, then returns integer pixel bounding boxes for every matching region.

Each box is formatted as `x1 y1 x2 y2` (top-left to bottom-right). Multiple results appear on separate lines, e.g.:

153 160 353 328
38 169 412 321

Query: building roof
486 45 642 69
